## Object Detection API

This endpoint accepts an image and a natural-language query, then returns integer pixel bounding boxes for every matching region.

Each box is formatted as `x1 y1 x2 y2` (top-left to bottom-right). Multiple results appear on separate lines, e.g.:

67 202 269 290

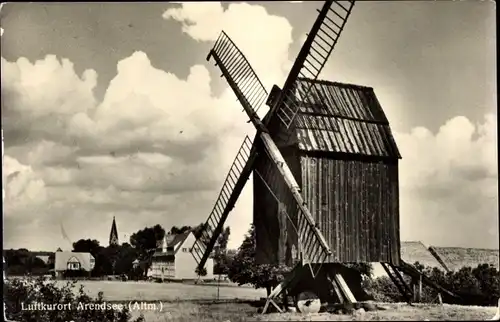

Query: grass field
48 280 498 321
55 279 266 301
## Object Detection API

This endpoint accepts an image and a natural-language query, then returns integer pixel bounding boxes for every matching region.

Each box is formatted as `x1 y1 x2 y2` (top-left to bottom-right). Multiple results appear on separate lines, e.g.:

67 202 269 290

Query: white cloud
1 2 497 253
396 113 498 249
3 155 47 219
2 2 297 251
163 2 293 90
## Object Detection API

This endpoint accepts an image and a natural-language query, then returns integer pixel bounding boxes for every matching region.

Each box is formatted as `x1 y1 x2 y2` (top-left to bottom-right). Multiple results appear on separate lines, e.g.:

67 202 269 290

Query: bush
4 276 145 322
364 262 500 306
195 266 207 277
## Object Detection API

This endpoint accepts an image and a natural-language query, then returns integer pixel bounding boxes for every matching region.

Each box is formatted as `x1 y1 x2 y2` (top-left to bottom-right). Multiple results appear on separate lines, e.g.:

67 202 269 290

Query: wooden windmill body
254 79 401 268
189 0 461 313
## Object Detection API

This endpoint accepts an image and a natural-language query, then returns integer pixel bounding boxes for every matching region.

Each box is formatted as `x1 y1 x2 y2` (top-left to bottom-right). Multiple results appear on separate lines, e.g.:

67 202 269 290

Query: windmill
189 0 460 313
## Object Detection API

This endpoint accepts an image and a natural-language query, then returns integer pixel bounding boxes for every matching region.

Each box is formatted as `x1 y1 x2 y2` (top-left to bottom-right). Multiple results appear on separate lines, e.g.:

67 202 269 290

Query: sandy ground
129 301 498 322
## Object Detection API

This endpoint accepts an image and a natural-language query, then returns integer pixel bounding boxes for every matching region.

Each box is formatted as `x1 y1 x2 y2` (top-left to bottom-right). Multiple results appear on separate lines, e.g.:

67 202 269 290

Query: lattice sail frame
191 0 356 271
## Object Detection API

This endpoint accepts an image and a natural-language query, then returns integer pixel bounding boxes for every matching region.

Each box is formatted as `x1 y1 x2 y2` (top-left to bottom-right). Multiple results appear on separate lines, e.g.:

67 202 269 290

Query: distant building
372 241 442 277
148 231 214 280
372 241 500 277
428 246 499 272
54 251 95 279
30 251 53 265
109 216 119 246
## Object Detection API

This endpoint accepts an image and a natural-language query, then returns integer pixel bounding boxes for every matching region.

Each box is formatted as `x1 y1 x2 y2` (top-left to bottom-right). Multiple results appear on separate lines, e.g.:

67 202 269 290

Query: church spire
109 216 119 246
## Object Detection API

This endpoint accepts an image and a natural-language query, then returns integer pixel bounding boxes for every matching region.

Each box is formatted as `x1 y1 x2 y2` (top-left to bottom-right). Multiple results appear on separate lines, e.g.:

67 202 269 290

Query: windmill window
182 248 188 253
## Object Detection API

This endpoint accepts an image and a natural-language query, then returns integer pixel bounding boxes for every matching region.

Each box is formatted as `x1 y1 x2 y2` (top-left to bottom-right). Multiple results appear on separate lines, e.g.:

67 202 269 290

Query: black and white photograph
1 1 497 321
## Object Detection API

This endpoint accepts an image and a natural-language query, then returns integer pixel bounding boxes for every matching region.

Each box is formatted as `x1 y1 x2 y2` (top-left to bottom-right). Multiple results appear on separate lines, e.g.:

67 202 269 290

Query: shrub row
4 277 144 322
364 262 500 306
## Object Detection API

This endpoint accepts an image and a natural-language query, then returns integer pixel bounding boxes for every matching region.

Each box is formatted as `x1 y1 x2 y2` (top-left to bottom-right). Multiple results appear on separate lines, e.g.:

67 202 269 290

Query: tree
170 226 191 235
213 227 231 274
192 223 207 238
72 239 101 257
227 224 291 296
114 243 139 276
129 224 165 276
195 266 207 277
4 249 48 276
344 262 373 278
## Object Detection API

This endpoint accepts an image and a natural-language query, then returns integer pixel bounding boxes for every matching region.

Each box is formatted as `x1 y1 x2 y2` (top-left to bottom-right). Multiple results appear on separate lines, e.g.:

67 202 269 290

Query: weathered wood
299 156 399 263
398 261 461 300
262 263 305 314
260 131 332 256
333 273 357 304
418 275 423 303
381 263 412 305
212 43 331 263
327 273 345 304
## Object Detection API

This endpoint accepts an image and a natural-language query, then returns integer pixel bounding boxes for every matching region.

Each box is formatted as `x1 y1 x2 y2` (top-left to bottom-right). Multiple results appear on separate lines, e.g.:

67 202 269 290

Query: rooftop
400 241 444 269
429 246 500 272
293 78 401 159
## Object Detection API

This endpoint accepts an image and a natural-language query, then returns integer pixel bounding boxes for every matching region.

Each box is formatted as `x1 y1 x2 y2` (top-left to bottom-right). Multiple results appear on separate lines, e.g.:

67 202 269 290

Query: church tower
109 216 119 246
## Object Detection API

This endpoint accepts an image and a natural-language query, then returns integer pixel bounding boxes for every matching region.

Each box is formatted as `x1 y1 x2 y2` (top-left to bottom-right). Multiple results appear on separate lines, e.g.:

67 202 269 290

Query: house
428 246 499 272
35 255 51 265
54 251 95 279
31 251 53 265
372 241 444 277
373 241 500 277
148 230 214 281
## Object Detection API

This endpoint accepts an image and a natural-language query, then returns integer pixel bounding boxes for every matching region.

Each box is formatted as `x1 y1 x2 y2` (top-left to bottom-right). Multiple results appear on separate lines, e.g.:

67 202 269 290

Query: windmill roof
293 78 401 159
428 246 499 272
400 241 444 270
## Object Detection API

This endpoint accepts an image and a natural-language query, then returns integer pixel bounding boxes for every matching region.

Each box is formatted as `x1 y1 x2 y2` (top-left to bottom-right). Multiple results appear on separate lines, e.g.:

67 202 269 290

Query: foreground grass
53 280 266 301
129 301 497 321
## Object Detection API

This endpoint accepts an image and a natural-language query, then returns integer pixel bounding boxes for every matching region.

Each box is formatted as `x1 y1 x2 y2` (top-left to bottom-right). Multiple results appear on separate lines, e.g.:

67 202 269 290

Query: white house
54 250 95 279
148 231 214 280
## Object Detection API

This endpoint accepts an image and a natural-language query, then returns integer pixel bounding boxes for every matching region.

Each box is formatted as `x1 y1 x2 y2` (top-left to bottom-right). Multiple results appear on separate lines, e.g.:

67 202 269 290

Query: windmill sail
191 31 271 271
272 1 355 128
190 136 256 270
207 32 332 262
194 0 357 270
207 31 269 117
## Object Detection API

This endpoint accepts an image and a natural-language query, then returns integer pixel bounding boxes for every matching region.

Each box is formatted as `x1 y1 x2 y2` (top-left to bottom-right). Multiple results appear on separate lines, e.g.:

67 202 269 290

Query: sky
1 1 497 252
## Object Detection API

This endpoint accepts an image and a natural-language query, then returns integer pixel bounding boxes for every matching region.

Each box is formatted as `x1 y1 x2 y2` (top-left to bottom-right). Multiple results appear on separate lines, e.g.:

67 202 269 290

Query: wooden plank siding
300 155 400 264
253 142 300 266
253 78 401 265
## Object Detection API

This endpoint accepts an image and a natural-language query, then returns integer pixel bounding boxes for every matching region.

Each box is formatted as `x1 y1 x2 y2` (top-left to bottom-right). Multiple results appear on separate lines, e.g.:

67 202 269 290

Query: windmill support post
398 261 461 302
253 168 359 313
418 274 423 302
381 263 413 305
262 263 359 314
